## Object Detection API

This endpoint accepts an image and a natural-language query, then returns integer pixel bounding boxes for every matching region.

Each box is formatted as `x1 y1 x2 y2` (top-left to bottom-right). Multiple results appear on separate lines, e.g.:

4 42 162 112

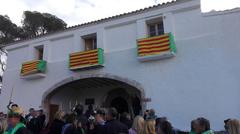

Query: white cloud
0 0 28 25
201 0 240 12
0 0 239 26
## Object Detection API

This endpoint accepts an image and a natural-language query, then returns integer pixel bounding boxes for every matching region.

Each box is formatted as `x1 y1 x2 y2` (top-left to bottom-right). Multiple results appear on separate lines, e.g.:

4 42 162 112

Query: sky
0 0 239 26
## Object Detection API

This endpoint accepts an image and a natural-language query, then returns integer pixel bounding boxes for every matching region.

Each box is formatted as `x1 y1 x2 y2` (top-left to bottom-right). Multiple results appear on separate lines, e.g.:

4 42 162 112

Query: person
105 107 128 134
0 113 7 134
144 109 157 134
155 117 167 133
48 111 65 134
88 108 106 134
62 113 85 134
74 104 88 132
156 120 174 134
37 110 46 130
143 110 149 120
194 117 214 134
61 114 74 134
224 118 231 134
4 107 31 134
25 108 34 123
144 117 156 134
120 112 132 129
85 105 94 119
189 119 198 134
27 110 41 134
128 116 144 134
7 103 18 112
225 119 240 134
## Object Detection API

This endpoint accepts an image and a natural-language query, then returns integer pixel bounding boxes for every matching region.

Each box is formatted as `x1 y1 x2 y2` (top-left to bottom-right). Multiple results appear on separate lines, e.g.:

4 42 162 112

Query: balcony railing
69 48 104 70
137 33 176 61
21 60 46 77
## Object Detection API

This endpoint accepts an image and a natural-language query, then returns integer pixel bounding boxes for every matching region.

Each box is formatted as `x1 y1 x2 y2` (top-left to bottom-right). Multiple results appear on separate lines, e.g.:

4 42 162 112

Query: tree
0 47 7 94
22 11 67 37
42 13 67 32
0 15 23 44
22 11 44 37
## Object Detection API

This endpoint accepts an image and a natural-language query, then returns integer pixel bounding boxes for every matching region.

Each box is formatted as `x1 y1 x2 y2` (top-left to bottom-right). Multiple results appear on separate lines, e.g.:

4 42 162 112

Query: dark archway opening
132 96 141 116
110 97 129 114
43 77 145 120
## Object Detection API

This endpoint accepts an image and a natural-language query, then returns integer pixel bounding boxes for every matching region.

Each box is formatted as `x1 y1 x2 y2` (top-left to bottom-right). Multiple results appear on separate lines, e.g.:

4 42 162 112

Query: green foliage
22 11 45 37
0 15 22 45
22 11 67 37
0 11 67 45
42 13 67 33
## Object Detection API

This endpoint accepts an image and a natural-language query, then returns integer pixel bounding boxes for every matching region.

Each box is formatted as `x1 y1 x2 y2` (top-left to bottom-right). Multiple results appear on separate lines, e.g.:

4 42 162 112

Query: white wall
6 46 29 70
105 22 137 53
48 36 74 62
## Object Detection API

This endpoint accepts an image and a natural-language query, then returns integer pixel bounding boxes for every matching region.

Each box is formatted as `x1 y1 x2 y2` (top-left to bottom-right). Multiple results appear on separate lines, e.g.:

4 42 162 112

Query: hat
8 107 24 118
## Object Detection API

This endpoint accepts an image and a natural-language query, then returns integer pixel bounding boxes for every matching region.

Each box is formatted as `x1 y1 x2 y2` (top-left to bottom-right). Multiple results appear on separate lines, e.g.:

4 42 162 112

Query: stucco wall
1 0 240 130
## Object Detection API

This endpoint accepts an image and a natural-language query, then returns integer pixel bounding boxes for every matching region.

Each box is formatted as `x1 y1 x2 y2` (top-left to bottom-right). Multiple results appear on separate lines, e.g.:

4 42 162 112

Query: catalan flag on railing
137 33 176 61
69 48 104 70
21 60 46 76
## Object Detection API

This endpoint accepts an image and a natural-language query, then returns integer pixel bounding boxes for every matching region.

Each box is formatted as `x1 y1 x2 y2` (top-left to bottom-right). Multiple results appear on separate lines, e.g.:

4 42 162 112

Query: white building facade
0 0 240 130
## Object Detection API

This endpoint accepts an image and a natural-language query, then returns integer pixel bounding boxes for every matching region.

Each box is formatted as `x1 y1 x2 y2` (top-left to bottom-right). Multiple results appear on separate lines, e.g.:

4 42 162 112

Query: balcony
69 48 104 70
21 60 46 79
137 33 176 62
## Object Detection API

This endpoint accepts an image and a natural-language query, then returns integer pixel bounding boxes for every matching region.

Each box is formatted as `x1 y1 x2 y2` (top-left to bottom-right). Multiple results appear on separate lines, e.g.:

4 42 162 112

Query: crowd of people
0 103 240 134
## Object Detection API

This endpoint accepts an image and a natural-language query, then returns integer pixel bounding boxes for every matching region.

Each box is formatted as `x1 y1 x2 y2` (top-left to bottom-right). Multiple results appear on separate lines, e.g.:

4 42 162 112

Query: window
85 98 95 105
35 46 44 60
82 33 97 51
147 18 164 37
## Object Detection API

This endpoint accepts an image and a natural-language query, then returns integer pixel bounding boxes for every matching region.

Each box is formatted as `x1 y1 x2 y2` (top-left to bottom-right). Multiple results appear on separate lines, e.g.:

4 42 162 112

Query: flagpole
9 85 15 104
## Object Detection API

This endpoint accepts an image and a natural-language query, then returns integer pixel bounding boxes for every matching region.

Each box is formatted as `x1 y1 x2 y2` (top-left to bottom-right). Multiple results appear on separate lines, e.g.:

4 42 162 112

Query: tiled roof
5 0 189 46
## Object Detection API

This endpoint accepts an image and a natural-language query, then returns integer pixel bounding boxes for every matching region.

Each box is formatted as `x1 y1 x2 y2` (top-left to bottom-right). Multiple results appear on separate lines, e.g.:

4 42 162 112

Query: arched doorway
104 88 134 115
42 74 146 120
110 97 129 114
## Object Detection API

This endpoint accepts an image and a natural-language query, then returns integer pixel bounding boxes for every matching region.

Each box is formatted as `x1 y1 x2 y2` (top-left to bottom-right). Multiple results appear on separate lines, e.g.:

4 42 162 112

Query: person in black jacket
48 111 65 134
37 109 46 130
105 108 128 134
27 110 41 134
25 108 34 123
74 104 88 133
120 112 132 129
